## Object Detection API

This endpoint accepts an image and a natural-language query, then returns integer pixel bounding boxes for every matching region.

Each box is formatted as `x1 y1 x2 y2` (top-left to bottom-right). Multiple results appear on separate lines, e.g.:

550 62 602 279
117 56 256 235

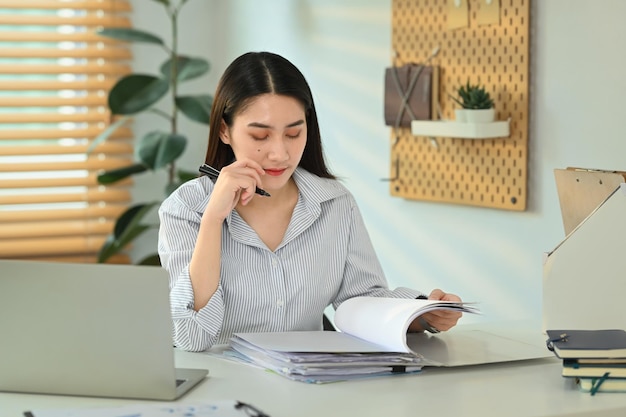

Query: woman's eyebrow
247 119 305 129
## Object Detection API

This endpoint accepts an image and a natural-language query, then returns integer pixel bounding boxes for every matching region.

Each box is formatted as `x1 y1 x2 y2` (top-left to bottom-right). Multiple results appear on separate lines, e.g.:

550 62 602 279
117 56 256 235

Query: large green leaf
137 131 187 170
113 203 159 239
97 163 148 184
137 131 165 169
178 168 199 183
150 0 170 5
97 225 151 263
137 254 161 266
97 202 159 263
176 95 212 124
160 56 209 82
97 28 164 45
165 168 200 196
97 235 120 263
156 133 187 170
86 116 130 154
109 74 169 115
165 182 180 196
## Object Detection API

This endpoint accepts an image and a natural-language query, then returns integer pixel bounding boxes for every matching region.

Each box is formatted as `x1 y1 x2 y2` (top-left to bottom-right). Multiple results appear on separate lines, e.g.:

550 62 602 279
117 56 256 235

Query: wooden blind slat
0 95 108 107
0 0 132 11
0 158 135 172
0 31 128 43
0 48 131 60
0 142 133 156
0 15 131 27
0 79 117 91
0 127 133 140
0 236 109 258
0 176 132 189
0 220 114 239
0 205 128 223
23 254 131 264
2 111 110 124
0 63 131 75
0 188 131 205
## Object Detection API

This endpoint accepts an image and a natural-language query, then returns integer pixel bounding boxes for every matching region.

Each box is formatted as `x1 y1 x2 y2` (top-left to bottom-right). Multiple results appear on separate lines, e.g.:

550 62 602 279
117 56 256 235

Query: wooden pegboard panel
389 0 529 211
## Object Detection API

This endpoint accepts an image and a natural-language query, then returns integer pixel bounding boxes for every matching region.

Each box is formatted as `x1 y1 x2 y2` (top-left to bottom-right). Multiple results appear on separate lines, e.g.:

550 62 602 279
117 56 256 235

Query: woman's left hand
410 289 463 332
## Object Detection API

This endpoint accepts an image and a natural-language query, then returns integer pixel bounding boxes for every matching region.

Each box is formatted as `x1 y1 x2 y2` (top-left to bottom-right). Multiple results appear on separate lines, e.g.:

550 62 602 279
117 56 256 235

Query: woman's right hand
203 159 266 221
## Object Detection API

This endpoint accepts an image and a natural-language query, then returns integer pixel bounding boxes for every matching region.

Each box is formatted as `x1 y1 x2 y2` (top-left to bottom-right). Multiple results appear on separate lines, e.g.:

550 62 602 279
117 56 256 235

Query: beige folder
543 169 626 332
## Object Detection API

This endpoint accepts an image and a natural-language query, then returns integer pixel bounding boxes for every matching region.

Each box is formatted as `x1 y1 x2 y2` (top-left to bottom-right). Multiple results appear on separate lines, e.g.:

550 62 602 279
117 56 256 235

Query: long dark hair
204 51 335 179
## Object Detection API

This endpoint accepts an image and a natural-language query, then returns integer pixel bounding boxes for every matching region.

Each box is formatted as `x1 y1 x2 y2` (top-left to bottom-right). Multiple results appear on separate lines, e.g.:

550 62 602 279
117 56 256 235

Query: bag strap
390 64 427 144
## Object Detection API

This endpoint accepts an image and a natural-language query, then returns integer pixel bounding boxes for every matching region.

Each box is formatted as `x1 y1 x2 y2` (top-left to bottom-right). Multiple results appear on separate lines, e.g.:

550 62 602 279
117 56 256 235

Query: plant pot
465 108 495 123
454 109 468 122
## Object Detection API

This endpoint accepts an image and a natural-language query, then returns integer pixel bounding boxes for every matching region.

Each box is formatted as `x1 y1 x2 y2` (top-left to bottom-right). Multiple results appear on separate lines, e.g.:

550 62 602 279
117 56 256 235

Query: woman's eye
251 135 268 141
286 131 301 139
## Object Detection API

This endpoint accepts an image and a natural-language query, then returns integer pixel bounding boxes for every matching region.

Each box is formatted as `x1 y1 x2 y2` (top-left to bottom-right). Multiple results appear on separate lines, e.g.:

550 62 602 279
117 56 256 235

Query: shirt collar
189 167 347 250
291 167 346 208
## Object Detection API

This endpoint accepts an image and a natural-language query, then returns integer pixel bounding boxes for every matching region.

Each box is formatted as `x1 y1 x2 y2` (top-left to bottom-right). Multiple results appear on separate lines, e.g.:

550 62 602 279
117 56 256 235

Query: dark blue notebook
546 329 626 359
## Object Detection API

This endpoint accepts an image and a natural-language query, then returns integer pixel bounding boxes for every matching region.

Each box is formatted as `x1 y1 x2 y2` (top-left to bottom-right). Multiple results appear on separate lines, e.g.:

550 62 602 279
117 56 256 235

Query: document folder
543 179 626 332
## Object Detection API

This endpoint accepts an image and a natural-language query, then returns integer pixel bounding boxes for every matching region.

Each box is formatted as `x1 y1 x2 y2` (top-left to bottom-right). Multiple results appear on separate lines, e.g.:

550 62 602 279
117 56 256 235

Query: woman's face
220 93 307 192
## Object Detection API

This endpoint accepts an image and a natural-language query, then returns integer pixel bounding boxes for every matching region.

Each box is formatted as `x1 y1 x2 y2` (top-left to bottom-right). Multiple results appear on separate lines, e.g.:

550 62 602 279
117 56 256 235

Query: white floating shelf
411 119 510 139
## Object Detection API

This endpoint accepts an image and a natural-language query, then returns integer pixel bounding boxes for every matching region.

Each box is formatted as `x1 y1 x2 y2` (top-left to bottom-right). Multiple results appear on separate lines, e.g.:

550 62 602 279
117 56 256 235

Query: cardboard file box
543 169 626 332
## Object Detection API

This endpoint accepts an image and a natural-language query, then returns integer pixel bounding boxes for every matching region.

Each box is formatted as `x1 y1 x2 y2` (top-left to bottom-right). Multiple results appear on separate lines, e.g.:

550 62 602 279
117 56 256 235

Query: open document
227 297 480 383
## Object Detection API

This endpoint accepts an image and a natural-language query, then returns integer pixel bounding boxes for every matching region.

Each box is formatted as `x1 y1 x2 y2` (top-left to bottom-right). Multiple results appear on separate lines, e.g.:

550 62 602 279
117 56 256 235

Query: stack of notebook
546 329 626 394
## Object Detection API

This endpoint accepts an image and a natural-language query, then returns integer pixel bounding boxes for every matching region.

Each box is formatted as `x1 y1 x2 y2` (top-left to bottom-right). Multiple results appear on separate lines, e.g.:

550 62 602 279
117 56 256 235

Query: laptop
0 259 208 400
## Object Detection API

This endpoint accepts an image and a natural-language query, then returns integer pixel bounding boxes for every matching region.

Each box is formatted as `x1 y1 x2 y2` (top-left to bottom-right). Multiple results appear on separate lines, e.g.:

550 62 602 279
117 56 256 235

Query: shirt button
276 299 284 307
271 259 278 267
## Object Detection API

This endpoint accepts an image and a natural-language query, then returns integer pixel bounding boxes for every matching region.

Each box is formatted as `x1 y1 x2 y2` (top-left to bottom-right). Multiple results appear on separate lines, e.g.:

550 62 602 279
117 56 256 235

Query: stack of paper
228 331 426 383
227 297 480 383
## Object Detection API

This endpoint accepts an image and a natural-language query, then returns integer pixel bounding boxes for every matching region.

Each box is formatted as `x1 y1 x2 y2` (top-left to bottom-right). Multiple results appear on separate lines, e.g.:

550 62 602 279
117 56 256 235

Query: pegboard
389 0 529 211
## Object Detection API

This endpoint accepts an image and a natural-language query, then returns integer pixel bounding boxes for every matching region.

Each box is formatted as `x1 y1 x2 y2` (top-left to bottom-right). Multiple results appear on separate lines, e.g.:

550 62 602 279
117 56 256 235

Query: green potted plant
88 0 211 265
450 80 495 123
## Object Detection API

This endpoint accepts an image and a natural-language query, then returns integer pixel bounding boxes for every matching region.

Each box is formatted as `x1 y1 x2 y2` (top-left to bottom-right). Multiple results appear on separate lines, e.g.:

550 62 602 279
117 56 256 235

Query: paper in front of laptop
25 400 270 417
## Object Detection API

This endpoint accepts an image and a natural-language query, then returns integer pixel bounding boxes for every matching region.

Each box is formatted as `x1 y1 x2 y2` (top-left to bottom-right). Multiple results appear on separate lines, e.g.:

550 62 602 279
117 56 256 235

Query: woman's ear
219 120 231 145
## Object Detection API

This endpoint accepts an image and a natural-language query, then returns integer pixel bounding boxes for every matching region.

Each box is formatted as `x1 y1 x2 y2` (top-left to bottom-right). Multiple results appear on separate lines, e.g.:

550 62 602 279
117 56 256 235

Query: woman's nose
267 138 289 161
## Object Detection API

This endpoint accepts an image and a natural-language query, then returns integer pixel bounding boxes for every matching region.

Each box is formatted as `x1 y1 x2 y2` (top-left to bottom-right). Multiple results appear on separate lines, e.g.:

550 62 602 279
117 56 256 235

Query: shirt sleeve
157 181 225 352
332 196 425 309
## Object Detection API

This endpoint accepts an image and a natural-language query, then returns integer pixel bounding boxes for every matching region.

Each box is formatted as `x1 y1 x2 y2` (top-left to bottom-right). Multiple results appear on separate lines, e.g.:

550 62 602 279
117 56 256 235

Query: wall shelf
411 118 510 139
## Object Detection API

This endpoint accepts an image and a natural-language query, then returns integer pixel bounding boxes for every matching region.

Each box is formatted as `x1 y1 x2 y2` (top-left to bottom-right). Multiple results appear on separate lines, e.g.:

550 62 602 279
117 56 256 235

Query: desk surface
3 350 626 417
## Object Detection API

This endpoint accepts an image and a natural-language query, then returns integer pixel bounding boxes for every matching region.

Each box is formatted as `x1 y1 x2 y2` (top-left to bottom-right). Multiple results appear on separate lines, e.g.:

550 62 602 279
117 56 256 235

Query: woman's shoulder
160 176 214 214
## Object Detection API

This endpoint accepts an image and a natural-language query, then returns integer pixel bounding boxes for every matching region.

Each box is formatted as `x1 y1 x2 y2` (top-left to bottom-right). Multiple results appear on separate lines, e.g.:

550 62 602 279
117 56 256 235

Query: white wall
131 0 626 324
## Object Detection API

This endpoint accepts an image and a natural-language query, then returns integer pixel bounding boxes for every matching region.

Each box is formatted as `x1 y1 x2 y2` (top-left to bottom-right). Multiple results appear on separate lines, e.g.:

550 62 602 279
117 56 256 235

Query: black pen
198 164 271 197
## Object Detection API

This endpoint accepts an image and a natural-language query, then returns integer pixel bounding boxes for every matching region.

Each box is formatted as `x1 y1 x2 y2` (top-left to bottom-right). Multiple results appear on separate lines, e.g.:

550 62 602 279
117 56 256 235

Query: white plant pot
465 108 495 123
454 109 468 122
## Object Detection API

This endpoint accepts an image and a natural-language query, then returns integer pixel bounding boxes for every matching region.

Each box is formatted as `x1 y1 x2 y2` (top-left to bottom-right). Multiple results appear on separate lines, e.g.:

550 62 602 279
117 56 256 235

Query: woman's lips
265 168 286 177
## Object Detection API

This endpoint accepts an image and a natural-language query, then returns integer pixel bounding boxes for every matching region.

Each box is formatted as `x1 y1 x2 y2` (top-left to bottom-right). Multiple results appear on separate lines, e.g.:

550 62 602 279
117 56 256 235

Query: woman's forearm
188 216 223 311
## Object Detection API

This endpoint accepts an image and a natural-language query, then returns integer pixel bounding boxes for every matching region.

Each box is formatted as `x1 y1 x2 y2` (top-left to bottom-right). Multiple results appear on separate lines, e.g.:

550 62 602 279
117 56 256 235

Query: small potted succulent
450 81 495 123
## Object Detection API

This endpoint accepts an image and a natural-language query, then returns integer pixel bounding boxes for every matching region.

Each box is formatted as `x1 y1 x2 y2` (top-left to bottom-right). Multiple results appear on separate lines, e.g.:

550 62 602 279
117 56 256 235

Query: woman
158 51 462 352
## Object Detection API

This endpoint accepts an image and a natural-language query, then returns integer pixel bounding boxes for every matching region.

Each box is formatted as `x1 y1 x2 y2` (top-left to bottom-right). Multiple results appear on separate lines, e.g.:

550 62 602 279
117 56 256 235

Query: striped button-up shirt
158 167 422 351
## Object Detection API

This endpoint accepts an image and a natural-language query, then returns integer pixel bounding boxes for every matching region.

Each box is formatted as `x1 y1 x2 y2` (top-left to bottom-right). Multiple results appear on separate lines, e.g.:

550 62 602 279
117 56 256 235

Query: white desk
2 350 626 417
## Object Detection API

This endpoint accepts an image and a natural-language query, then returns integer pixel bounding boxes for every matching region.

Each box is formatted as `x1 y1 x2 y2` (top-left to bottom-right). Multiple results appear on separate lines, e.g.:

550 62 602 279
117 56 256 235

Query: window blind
0 0 134 263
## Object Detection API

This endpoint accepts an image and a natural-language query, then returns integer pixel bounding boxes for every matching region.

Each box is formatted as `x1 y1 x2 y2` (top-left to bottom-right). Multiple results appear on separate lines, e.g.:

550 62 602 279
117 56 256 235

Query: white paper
27 400 263 417
334 297 479 353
